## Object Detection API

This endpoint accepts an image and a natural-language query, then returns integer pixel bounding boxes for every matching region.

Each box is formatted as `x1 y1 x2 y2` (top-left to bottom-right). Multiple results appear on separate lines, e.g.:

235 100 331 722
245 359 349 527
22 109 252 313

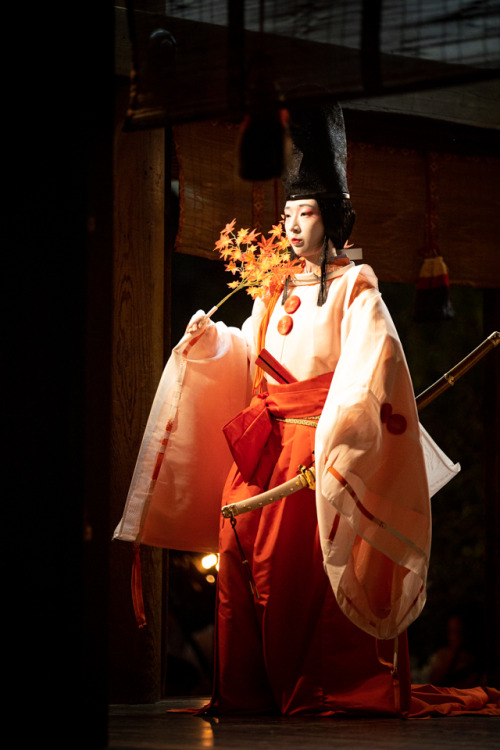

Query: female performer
115 102 498 717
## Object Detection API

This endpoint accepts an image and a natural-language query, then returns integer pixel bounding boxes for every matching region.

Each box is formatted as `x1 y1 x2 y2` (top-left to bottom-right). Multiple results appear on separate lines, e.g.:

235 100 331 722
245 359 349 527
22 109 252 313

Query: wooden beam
115 7 500 130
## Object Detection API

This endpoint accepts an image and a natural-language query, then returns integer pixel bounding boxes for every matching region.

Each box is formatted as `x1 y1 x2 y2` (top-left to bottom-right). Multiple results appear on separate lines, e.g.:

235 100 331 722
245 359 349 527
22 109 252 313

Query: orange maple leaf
210 219 301 308
269 223 283 238
236 227 249 244
221 219 237 236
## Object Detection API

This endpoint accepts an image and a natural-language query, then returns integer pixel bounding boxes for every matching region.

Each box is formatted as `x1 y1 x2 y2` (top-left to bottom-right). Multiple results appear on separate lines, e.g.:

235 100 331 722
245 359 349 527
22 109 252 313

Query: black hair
316 196 356 254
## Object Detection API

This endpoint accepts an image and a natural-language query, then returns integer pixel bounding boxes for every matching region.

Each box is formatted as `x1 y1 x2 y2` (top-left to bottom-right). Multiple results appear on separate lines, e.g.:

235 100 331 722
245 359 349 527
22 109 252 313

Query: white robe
114 262 459 638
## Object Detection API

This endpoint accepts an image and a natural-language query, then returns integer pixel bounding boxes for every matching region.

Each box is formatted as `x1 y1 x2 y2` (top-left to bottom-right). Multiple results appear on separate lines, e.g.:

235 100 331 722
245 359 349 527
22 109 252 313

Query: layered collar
291 257 354 286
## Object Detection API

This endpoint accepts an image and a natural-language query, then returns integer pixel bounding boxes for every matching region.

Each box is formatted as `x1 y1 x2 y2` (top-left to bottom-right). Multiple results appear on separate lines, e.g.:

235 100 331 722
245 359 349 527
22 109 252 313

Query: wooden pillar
108 80 167 702
483 289 500 687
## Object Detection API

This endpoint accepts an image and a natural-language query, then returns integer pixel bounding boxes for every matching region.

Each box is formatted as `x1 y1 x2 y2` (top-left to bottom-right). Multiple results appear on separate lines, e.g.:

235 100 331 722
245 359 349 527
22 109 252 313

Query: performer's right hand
186 310 210 335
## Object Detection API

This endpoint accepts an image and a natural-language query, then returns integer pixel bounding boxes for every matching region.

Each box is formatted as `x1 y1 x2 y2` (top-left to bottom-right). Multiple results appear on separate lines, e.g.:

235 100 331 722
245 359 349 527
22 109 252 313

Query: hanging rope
229 515 260 599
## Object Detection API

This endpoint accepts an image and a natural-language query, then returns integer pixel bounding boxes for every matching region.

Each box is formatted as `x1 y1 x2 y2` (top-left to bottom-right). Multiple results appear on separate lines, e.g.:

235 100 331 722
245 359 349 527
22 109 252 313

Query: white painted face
283 198 325 269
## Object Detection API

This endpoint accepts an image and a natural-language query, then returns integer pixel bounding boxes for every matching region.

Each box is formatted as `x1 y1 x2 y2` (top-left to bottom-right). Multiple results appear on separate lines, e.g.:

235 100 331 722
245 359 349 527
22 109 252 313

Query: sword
221 464 316 518
221 331 499 519
415 330 499 410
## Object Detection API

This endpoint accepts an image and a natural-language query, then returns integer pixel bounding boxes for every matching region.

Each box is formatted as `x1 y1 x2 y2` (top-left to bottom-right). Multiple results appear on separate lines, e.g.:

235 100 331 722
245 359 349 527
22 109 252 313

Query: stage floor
108 698 499 750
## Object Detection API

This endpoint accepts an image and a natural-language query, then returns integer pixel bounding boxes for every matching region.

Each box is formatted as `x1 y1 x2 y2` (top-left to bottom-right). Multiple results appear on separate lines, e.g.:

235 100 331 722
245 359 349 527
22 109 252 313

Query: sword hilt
221 464 316 519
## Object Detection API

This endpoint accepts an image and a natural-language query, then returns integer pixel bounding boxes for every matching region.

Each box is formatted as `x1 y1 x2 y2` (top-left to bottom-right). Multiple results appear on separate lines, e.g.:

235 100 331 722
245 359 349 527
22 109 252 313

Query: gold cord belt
274 415 320 428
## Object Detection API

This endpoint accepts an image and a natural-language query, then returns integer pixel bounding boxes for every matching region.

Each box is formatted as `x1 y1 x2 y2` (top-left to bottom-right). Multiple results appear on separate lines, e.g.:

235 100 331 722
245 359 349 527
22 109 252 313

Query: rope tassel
414 255 454 322
414 152 454 323
131 544 147 628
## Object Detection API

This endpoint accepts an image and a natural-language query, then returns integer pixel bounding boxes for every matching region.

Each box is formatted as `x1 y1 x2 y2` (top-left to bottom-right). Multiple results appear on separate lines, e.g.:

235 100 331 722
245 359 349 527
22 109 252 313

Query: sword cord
229 515 260 600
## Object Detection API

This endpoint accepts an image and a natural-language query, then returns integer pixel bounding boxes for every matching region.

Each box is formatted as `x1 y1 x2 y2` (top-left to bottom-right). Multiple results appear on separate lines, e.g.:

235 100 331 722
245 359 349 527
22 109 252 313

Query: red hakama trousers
206 373 499 717
209 373 410 716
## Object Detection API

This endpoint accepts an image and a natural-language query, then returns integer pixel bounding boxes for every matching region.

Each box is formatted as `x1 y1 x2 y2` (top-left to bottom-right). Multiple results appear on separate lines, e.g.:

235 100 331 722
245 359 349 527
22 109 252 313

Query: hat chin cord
317 236 330 307
281 238 338 308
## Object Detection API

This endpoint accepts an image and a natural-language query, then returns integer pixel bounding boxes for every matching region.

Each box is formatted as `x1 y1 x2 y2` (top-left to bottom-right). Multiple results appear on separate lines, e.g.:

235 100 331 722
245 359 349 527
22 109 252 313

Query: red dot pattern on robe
277 315 293 335
387 413 407 434
284 295 301 314
380 402 407 435
380 403 392 424
278 295 303 336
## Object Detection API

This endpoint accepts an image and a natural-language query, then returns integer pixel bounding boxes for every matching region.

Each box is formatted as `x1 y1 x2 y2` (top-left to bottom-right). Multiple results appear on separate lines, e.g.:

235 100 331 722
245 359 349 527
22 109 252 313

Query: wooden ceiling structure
119 1 500 129
115 1 500 288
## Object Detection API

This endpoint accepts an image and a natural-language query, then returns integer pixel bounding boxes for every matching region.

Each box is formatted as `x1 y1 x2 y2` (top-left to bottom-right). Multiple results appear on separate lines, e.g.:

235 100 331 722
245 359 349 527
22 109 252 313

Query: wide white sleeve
113 315 254 553
315 289 432 639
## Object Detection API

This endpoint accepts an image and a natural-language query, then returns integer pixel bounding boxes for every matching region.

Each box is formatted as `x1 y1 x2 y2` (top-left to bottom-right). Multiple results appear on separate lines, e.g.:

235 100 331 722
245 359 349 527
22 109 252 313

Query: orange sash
222 371 333 482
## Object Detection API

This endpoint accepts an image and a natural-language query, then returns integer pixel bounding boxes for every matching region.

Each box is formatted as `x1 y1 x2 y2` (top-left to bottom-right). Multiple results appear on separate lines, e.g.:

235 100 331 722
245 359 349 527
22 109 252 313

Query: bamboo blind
174 120 500 288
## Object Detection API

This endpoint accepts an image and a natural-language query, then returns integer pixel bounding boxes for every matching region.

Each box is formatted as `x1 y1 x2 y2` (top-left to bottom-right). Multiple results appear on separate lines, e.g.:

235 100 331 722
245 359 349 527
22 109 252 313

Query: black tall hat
282 101 350 201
